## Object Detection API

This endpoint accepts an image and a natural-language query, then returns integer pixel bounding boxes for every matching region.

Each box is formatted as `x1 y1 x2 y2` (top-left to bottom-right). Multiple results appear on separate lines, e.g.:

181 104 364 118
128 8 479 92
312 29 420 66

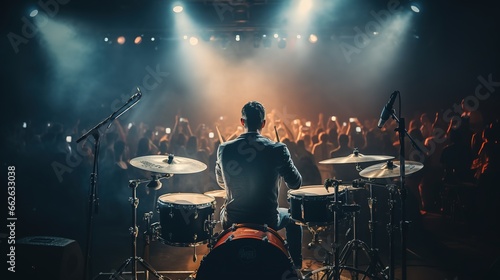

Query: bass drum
195 224 299 280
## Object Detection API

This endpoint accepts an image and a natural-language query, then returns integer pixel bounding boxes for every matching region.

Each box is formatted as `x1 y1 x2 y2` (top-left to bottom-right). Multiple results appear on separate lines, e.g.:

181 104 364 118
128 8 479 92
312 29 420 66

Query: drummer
215 101 303 269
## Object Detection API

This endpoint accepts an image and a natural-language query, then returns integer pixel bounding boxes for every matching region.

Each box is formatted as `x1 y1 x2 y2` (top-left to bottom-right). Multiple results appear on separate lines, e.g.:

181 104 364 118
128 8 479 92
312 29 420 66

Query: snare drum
156 193 215 246
288 185 348 225
195 224 297 280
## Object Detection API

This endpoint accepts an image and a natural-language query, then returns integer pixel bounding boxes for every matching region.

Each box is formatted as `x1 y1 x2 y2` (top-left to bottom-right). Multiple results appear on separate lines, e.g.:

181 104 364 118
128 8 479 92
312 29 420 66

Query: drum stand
109 179 170 280
337 183 389 280
302 179 344 280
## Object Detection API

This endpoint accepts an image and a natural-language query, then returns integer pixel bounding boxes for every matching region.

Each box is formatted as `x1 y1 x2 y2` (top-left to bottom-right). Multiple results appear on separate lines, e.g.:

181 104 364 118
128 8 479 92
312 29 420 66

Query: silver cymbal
130 155 207 174
319 153 394 164
359 160 423 179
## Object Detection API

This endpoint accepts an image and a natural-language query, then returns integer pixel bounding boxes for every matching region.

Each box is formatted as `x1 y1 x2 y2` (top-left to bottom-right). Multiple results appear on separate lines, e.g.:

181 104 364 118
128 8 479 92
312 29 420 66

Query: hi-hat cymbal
359 160 423 179
130 155 207 174
319 153 394 164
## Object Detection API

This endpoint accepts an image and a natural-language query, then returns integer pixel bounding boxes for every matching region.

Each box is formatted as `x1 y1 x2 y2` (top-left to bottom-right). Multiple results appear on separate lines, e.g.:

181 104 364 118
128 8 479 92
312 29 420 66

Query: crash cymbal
359 160 423 179
319 152 394 164
130 155 207 174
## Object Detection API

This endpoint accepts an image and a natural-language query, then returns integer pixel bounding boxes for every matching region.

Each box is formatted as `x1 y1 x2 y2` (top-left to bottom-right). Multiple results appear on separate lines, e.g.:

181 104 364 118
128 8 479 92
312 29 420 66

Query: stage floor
85 211 499 280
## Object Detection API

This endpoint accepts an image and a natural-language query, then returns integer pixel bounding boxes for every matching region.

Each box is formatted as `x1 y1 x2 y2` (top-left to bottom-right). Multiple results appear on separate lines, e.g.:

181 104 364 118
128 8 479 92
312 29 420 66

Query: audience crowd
4 99 499 244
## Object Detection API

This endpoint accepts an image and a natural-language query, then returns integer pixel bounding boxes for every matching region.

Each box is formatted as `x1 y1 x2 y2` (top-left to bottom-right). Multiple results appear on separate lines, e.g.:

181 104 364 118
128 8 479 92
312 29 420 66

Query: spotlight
104 37 109 42
29 9 38 18
183 35 188 40
134 36 142 44
189 36 199 46
410 2 421 13
273 33 279 39
173 5 184 13
151 37 156 41
296 34 302 39
235 34 241 42
308 34 318 43
117 36 126 45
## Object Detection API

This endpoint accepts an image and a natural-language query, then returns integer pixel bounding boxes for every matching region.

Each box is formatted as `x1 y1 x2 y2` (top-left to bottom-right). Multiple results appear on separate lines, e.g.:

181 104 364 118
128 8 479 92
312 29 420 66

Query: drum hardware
303 179 388 280
110 178 171 280
204 217 220 251
143 211 154 280
337 181 389 280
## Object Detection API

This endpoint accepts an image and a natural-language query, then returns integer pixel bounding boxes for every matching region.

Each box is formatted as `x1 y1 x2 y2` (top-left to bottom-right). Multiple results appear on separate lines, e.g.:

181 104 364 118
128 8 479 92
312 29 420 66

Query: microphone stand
388 94 424 280
76 88 142 280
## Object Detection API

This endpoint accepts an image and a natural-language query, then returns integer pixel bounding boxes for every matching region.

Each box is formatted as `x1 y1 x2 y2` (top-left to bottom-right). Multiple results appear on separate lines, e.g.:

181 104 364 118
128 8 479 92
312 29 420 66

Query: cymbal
319 153 394 164
130 155 207 174
359 160 423 179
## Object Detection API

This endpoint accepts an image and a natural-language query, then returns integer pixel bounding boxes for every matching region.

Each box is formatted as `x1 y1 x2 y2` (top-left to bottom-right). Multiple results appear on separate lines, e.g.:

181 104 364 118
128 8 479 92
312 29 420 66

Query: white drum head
158 193 214 205
204 189 226 198
288 185 347 197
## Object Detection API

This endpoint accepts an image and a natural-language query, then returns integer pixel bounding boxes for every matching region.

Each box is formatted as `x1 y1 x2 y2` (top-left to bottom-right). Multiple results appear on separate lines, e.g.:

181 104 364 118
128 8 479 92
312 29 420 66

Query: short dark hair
241 101 266 131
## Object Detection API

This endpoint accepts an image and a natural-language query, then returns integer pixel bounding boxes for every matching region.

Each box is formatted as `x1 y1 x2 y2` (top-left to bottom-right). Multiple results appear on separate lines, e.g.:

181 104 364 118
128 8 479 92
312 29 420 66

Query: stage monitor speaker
16 236 83 280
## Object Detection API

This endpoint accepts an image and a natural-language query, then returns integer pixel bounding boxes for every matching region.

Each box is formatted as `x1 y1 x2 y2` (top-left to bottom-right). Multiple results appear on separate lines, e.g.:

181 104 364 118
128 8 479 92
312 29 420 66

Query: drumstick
216 125 225 143
274 125 280 142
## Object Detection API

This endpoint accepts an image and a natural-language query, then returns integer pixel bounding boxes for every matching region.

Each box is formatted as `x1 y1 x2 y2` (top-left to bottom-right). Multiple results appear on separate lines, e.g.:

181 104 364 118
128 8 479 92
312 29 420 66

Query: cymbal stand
109 178 171 280
304 179 365 280
143 211 154 280
386 184 397 280
326 179 344 280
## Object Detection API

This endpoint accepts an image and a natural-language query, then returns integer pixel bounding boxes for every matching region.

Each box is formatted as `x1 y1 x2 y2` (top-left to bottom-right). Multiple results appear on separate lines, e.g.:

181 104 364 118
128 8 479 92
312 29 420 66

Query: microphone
110 87 143 122
377 91 399 128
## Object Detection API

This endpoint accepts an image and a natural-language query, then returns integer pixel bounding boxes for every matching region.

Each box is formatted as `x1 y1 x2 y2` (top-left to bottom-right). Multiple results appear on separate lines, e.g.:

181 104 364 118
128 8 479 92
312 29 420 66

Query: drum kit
106 148 423 280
